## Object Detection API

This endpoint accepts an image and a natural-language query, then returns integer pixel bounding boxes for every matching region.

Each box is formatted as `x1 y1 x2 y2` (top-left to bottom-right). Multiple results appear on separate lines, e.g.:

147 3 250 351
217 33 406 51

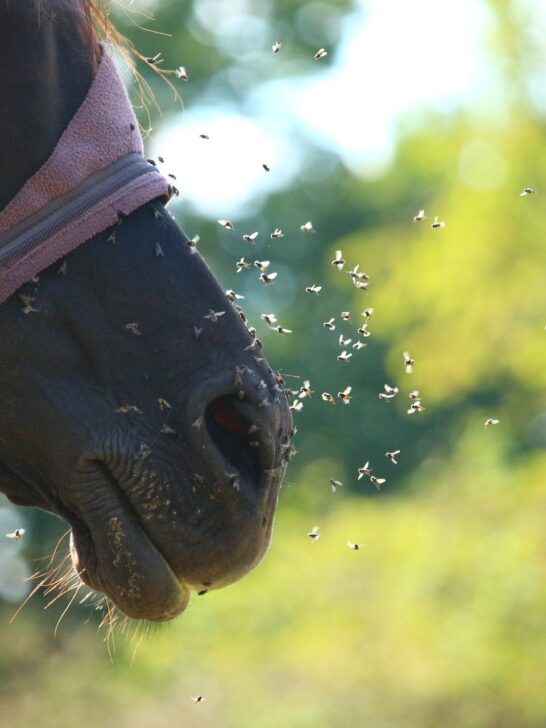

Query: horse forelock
30 1 115 71
30 0 182 118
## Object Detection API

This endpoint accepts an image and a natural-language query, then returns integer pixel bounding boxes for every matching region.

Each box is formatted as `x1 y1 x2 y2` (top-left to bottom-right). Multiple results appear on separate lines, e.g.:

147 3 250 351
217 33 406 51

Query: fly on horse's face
0 0 292 621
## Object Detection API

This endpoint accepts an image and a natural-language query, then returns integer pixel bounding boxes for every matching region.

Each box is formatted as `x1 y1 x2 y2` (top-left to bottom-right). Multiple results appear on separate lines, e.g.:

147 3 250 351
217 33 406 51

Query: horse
0 0 292 621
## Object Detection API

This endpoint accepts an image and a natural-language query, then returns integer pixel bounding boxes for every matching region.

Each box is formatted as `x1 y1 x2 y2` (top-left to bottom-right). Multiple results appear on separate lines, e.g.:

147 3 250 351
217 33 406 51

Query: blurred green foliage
1 0 546 725
2 439 546 727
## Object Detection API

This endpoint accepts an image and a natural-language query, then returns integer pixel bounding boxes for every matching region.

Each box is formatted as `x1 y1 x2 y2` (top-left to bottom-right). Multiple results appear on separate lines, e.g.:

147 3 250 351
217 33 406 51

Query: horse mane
32 0 180 122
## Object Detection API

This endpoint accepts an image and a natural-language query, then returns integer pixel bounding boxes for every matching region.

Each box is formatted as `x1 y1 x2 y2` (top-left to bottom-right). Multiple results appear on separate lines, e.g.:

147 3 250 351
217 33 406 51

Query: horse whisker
10 575 50 623
44 573 82 608
45 529 72 569
54 583 82 637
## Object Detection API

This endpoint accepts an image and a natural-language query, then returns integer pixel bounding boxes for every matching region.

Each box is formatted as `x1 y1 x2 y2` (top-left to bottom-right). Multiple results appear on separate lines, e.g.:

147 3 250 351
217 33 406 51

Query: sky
150 0 499 217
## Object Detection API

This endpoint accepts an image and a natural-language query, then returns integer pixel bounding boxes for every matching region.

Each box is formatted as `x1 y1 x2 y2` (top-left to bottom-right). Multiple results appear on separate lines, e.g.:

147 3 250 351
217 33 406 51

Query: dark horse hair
32 0 180 114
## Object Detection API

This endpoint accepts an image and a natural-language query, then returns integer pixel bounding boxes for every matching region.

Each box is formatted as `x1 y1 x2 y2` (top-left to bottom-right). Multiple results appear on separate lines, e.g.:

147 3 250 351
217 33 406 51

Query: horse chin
69 525 190 622
68 492 190 622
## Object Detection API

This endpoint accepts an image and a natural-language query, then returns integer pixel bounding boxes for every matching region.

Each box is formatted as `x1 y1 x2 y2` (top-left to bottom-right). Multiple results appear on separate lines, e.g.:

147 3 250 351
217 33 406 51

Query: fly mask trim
0 43 172 304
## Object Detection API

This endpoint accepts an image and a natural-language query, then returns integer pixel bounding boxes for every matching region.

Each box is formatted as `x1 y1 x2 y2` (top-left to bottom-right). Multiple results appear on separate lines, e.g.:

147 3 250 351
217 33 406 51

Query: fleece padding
0 43 170 303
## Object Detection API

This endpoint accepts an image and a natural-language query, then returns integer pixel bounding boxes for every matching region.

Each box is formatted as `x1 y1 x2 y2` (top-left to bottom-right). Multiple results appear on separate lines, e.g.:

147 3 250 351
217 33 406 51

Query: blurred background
1 0 546 725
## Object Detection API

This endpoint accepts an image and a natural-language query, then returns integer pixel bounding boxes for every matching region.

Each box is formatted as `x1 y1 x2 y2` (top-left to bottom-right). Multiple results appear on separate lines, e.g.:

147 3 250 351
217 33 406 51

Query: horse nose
185 375 292 503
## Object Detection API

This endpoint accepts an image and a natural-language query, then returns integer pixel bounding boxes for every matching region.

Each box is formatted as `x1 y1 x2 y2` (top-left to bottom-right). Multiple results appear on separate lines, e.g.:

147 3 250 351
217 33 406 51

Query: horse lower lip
71 520 189 621
69 465 190 621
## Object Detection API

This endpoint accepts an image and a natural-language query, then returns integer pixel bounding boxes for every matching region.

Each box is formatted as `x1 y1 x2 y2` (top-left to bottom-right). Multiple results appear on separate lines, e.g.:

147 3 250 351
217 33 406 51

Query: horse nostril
207 395 249 440
205 395 265 492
